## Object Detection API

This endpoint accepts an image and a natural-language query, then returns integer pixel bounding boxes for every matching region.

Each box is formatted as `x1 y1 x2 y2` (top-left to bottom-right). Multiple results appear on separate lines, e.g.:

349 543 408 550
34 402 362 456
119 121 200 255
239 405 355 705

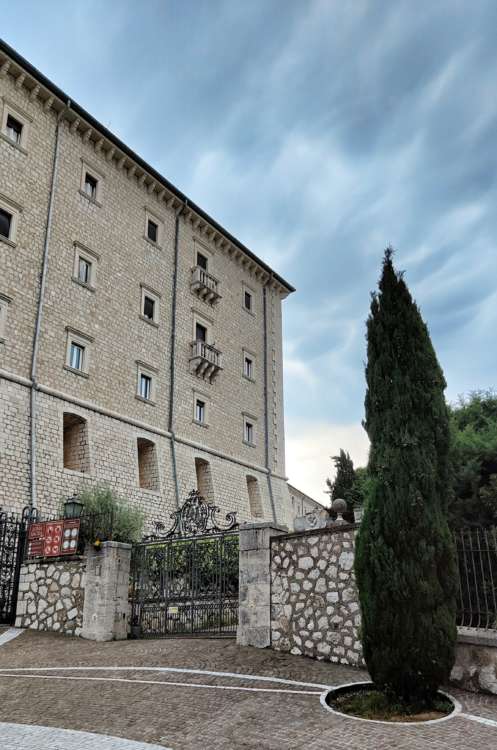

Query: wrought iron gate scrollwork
131 491 239 638
0 506 37 624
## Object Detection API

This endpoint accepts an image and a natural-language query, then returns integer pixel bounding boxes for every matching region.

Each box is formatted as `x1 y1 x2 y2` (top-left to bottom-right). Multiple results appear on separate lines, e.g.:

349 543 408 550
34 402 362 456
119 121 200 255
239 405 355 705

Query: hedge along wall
15 558 86 636
270 525 364 667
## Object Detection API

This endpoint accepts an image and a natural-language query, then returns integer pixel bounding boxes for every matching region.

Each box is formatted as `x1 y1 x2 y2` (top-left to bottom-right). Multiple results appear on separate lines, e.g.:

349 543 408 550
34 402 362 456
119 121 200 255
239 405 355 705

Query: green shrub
61 486 144 544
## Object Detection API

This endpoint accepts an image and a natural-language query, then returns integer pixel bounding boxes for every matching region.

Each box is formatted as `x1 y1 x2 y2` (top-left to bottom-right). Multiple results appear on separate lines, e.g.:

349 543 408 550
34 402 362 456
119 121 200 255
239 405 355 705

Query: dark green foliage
326 449 357 519
355 248 458 703
351 466 373 508
448 390 497 527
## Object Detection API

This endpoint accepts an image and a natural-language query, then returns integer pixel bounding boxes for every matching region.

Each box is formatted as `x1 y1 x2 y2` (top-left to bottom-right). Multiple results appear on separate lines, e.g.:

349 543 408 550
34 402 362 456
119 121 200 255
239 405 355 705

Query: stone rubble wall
451 628 497 695
15 558 85 636
270 525 363 667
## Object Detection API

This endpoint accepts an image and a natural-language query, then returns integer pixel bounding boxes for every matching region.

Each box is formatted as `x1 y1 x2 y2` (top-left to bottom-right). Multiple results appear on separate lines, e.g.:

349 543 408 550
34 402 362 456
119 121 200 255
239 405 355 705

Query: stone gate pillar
237 520 287 648
81 541 131 641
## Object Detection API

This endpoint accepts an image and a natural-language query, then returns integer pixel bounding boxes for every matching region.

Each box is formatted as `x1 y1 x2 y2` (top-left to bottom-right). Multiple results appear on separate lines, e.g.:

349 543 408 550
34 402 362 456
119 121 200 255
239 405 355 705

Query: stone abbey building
0 40 295 528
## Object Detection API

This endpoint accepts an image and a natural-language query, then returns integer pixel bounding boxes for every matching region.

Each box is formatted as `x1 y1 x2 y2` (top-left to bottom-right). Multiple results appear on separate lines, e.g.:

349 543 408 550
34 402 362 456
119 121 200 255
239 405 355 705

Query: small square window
139 373 152 400
73 242 98 290
78 257 91 285
65 328 92 375
84 173 98 200
147 219 158 243
244 356 253 379
195 399 206 423
244 290 253 312
143 295 155 321
197 252 208 271
0 208 12 239
6 114 22 145
140 286 160 325
69 342 85 371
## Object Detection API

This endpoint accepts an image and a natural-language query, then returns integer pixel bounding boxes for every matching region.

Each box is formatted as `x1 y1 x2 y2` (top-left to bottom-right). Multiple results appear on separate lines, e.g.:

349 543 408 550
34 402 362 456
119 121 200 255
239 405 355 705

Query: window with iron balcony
190 251 221 304
190 321 222 382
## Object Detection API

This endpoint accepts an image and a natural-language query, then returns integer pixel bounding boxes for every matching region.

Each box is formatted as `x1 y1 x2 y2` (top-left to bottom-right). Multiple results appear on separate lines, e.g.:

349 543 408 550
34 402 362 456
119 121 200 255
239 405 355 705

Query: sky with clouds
3 1 496 502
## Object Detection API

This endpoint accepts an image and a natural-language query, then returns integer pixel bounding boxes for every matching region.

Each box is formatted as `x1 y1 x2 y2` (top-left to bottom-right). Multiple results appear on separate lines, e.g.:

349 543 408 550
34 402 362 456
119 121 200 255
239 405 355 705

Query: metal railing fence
455 526 497 630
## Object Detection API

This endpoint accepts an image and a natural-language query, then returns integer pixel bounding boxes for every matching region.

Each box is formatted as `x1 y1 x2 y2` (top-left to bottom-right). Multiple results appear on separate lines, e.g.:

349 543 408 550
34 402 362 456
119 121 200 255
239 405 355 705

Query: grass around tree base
328 684 454 723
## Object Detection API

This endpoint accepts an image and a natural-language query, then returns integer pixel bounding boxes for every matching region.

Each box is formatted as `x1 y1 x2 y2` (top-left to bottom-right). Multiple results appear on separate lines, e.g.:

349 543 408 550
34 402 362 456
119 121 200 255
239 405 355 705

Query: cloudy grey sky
3 1 496 500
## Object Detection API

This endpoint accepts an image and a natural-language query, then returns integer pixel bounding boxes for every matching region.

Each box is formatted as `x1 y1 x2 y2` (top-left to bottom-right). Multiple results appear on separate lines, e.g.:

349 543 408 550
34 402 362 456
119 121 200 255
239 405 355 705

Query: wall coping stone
271 523 359 543
100 541 132 550
240 521 288 532
457 626 497 648
25 555 85 565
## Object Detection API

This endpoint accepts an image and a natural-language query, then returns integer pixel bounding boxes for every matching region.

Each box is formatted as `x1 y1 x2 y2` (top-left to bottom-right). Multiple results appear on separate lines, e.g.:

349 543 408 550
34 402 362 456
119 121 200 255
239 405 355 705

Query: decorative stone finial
331 498 348 525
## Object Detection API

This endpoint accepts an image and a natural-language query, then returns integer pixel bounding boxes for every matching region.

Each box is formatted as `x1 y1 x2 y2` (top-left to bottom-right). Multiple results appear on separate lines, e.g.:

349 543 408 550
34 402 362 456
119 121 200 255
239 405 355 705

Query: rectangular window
244 290 253 312
195 322 207 342
244 356 253 379
195 399 205 424
147 219 158 243
6 114 22 145
78 257 91 285
140 286 160 324
0 208 12 239
84 173 98 200
139 373 152 400
143 295 155 321
0 294 11 341
69 342 85 371
245 421 254 444
197 252 208 270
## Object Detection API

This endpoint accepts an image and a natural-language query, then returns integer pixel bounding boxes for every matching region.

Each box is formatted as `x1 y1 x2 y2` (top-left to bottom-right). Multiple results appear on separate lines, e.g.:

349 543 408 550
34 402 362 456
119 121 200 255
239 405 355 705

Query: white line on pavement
461 712 497 728
0 665 331 689
0 672 323 695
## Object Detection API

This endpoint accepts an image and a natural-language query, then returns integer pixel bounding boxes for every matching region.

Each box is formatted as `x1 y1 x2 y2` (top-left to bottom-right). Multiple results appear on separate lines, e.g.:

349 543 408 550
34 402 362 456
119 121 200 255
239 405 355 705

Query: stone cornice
0 39 294 297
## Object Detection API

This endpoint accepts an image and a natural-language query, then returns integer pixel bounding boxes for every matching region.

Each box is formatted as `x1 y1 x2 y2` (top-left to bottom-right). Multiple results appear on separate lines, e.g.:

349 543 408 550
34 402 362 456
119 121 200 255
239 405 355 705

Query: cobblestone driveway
0 630 496 749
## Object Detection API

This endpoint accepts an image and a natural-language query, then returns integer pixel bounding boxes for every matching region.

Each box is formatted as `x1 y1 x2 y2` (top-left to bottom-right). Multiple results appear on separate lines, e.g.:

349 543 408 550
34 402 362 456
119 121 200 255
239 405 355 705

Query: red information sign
27 518 80 558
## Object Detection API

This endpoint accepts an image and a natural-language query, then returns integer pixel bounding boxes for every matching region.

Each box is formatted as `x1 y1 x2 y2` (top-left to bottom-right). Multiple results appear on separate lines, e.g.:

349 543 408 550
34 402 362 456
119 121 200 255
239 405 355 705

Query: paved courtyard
0 629 496 749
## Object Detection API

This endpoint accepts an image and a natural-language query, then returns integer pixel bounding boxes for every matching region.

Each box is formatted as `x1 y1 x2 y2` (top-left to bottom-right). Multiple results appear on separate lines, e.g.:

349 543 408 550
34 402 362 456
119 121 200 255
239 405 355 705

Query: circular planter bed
322 682 460 725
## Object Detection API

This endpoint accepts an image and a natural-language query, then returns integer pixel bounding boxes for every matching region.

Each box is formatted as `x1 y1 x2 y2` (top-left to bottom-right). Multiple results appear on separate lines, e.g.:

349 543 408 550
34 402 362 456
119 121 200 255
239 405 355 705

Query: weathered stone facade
0 41 294 530
270 526 364 666
15 558 85 636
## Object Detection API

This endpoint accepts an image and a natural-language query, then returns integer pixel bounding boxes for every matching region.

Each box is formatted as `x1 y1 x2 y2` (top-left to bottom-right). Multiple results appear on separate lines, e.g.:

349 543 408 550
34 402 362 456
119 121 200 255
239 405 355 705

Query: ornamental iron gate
130 491 239 638
0 507 37 624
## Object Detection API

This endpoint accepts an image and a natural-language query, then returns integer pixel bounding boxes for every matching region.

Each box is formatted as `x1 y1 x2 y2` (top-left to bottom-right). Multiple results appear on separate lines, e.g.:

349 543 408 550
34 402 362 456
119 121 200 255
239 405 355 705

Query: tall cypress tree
355 248 457 703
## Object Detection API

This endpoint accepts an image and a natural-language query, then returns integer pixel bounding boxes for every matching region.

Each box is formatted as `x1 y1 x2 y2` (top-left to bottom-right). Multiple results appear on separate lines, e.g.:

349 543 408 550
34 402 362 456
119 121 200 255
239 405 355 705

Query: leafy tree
448 390 497 527
326 449 357 508
355 248 458 704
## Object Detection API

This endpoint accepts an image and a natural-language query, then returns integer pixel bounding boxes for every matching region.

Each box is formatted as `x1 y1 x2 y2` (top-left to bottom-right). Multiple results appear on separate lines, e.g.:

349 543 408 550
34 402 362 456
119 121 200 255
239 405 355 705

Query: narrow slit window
69 342 85 371
147 219 158 243
245 421 254 444
244 290 253 312
6 114 22 145
78 257 91 285
0 208 12 239
195 399 205 424
139 373 152 400
244 356 253 379
143 295 155 321
84 173 98 200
